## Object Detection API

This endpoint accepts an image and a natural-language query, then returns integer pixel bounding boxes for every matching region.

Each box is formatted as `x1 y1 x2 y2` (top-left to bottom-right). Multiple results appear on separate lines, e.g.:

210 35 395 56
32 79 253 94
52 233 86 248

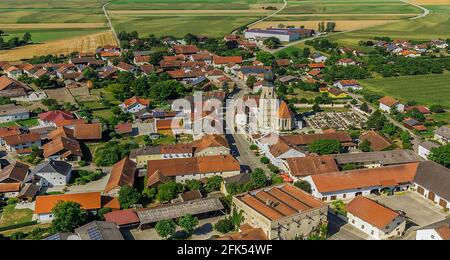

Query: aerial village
0 27 449 241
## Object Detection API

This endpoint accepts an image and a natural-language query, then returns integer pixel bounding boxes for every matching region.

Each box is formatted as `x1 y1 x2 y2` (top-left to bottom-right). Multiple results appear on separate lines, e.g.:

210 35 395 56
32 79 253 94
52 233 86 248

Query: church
236 71 295 134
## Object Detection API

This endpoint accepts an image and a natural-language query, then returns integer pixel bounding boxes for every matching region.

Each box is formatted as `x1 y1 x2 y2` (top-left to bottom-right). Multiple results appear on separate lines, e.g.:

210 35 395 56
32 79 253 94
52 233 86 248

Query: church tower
258 71 280 132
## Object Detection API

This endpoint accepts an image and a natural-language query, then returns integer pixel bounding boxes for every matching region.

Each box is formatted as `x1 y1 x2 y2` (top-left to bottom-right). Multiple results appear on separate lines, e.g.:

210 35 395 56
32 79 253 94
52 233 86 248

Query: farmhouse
306 163 418 201
213 56 243 67
119 96 150 113
232 184 328 240
0 126 21 145
416 219 450 240
146 155 240 187
379 96 404 113
336 58 356 67
42 136 83 161
38 110 74 126
73 123 102 141
104 157 137 196
172 45 199 55
346 196 406 240
192 134 230 156
412 161 450 210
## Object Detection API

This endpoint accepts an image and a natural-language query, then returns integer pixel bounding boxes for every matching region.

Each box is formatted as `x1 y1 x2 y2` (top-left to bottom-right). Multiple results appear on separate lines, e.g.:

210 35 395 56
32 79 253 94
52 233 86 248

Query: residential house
416 219 450 240
0 76 31 98
5 66 22 79
333 80 362 91
119 96 150 113
146 155 240 187
336 58 356 67
3 132 41 152
29 159 72 187
35 192 102 221
0 104 28 123
346 196 406 240
104 157 137 196
310 53 327 63
403 117 427 131
42 136 83 161
0 183 21 198
435 126 450 144
133 55 150 66
0 126 21 145
193 134 230 156
73 123 102 142
74 221 124 240
418 141 440 160
38 110 74 127
412 161 450 210
232 183 328 240
0 161 30 183
172 45 199 56
379 96 404 113
359 131 393 151
114 123 133 136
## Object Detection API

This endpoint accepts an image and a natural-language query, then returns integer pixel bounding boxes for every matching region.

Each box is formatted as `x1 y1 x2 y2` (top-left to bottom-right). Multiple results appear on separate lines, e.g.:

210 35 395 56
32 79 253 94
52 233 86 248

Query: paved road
102 1 120 47
224 75 270 173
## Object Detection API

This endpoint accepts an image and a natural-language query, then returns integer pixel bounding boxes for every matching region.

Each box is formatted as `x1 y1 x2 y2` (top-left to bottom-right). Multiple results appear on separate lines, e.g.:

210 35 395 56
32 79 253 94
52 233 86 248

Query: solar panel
87 226 103 240
44 233 62 240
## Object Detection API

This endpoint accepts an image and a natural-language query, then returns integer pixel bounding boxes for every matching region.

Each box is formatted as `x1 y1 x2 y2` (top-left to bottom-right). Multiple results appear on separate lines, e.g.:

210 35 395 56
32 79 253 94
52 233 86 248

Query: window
331 195 336 200
361 225 365 229
371 230 374 235
352 219 355 224
342 194 346 199
431 235 435 239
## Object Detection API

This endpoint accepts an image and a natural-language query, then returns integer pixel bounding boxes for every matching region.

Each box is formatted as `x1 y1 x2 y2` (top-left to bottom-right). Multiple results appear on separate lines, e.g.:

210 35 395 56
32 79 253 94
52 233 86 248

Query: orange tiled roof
193 134 229 153
0 182 21 193
213 56 243 65
277 101 294 118
359 131 392 151
379 96 399 107
73 123 102 140
311 163 418 193
123 96 150 107
104 157 137 193
287 156 339 177
34 192 102 214
346 196 400 230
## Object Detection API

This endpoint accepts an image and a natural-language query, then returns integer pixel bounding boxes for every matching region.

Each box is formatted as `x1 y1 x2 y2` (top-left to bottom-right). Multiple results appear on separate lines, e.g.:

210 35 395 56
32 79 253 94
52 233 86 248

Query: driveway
367 192 450 240
327 213 370 240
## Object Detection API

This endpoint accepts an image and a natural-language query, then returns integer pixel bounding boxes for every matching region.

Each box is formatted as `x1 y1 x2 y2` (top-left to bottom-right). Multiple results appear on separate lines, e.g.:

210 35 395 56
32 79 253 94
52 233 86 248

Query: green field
326 5 450 48
3 28 107 43
108 0 282 10
110 14 264 37
281 2 420 14
359 74 450 108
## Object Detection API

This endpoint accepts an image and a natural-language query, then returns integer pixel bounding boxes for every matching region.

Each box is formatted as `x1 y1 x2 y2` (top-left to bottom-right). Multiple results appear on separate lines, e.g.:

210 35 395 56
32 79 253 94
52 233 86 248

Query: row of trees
317 22 336 33
0 31 32 50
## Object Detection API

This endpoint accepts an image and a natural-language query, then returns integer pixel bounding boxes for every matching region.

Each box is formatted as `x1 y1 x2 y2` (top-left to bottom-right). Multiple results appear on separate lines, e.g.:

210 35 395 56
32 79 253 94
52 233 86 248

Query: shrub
260 156 270 164
214 218 234 233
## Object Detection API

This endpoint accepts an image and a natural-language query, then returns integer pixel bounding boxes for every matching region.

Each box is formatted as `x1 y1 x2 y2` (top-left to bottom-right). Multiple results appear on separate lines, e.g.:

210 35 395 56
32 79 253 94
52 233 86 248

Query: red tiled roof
173 45 199 54
379 96 399 107
39 110 73 122
213 56 243 65
104 209 140 226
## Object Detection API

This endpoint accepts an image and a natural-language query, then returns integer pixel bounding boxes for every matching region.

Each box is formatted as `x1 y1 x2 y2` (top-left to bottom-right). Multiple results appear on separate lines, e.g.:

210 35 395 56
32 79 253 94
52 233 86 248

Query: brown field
69 86 99 102
0 23 107 29
251 20 400 31
409 0 450 4
44 88 77 105
0 31 116 61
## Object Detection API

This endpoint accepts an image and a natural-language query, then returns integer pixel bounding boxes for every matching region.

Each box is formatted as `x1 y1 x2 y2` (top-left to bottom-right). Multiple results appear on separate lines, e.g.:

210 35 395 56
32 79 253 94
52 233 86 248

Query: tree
155 219 176 239
271 173 283 185
428 144 450 168
303 47 311 58
178 214 199 235
429 104 445 113
51 201 87 232
366 110 386 130
246 75 257 88
400 131 412 149
118 186 141 209
294 180 312 193
312 103 322 112
260 156 270 164
405 108 425 122
360 102 370 113
331 200 346 215
214 218 234 233
185 179 203 191
22 32 32 43
157 181 183 202
205 176 223 193
256 51 275 66
250 168 268 189
308 139 342 155
341 163 358 171
230 207 244 231
263 37 281 49
359 139 372 152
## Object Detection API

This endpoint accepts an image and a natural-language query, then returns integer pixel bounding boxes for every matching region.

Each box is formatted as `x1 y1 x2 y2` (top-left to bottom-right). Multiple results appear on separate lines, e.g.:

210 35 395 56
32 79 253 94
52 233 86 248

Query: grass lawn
0 205 33 227
286 89 321 100
92 109 114 120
